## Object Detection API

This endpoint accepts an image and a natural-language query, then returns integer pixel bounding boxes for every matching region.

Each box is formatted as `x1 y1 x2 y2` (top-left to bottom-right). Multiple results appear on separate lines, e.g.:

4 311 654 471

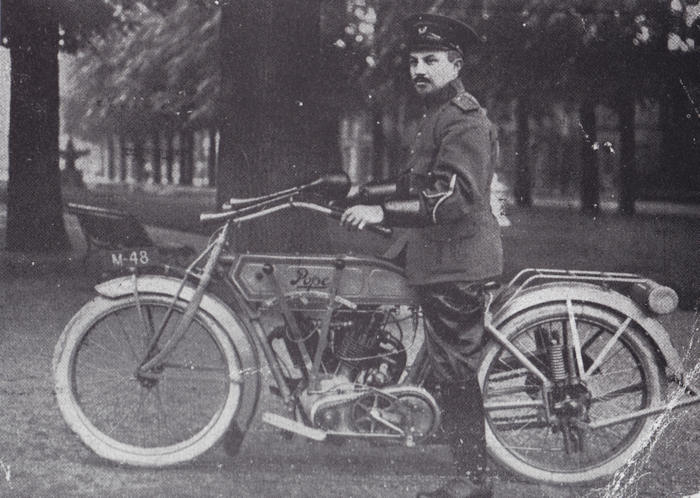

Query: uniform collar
423 78 465 109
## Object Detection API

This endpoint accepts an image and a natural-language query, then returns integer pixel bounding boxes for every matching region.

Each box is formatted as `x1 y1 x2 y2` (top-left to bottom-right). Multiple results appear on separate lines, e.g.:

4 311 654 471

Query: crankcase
309 385 440 443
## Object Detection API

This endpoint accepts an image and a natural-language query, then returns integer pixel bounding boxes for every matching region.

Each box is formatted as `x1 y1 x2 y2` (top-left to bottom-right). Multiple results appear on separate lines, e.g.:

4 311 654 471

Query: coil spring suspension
547 338 567 383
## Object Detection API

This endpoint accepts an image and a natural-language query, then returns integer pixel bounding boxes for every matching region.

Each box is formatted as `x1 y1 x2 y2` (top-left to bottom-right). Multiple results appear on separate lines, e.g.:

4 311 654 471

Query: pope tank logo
289 268 330 290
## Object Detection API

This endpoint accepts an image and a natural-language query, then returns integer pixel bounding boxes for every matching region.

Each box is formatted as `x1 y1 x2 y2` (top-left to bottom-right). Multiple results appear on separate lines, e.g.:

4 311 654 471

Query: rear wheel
478 303 663 484
53 294 243 467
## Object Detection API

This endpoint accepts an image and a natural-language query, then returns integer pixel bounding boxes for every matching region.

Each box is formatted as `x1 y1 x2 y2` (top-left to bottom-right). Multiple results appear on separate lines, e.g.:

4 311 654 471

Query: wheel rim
483 313 652 474
69 300 240 453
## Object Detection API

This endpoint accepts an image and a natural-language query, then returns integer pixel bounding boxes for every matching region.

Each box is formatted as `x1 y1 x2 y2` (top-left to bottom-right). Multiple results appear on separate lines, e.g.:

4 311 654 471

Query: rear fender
491 282 684 379
94 275 261 430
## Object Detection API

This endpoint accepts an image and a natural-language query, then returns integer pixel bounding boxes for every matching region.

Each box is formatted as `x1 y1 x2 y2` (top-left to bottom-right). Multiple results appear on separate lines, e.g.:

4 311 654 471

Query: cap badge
418 25 428 35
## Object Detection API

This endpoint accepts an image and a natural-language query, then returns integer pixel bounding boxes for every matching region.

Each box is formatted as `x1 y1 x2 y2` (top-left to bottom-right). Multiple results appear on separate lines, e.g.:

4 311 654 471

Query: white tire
53 294 243 467
479 303 663 484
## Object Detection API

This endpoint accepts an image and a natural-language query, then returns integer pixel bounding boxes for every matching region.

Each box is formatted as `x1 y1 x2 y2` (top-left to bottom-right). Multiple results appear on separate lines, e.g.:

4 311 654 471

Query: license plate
102 248 160 271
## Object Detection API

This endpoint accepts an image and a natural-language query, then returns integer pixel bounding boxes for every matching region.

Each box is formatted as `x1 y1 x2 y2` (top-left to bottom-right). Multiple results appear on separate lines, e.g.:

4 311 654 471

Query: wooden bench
66 202 195 271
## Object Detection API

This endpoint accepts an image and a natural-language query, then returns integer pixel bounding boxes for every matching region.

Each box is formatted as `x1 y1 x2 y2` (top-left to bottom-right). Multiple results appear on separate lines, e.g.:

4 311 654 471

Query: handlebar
199 199 393 238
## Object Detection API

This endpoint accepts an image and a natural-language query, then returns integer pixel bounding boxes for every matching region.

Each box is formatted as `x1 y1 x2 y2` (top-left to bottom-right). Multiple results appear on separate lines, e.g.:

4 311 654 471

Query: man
340 13 503 498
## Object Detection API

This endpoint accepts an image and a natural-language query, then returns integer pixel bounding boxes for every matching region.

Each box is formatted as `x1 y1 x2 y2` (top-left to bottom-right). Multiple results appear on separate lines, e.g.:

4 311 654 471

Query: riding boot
441 380 487 482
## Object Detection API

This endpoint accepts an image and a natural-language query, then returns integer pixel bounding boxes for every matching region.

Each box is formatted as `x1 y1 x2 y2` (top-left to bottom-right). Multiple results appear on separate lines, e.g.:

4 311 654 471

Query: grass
0 183 699 496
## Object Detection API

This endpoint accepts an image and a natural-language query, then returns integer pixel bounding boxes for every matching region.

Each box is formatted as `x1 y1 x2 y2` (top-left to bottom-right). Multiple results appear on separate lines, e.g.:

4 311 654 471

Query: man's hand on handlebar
340 205 385 231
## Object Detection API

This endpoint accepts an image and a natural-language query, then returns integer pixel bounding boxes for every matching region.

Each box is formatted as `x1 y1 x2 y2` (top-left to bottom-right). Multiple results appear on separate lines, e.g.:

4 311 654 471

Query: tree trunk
617 96 636 216
579 101 600 214
207 126 217 187
165 129 174 184
151 130 162 185
179 128 194 186
371 106 387 181
107 134 115 180
119 133 128 182
218 0 338 252
133 136 145 182
5 5 69 251
514 96 532 207
659 77 699 197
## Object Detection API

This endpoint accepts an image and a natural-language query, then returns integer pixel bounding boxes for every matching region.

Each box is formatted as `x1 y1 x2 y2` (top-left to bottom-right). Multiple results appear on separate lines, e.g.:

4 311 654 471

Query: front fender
492 282 684 379
95 275 261 430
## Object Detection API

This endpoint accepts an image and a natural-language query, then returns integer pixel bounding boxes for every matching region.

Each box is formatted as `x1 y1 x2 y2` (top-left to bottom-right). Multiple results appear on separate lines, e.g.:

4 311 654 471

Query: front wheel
478 302 663 484
53 293 244 467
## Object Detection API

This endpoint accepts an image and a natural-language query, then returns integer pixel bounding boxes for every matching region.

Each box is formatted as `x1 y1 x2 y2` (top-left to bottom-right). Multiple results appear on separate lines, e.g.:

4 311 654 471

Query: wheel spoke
592 382 645 402
75 359 133 381
489 367 529 381
590 366 640 377
107 386 148 437
103 317 140 362
482 305 659 478
153 385 179 442
583 317 631 379
80 336 134 364
60 297 240 460
566 300 586 378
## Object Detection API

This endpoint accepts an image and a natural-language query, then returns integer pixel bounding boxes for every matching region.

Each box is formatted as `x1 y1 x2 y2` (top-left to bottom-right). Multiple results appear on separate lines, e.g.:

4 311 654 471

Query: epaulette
450 92 481 112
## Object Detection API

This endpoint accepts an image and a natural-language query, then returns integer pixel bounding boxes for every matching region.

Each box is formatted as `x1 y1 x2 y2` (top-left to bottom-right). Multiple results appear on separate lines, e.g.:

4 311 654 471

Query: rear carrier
496 268 679 316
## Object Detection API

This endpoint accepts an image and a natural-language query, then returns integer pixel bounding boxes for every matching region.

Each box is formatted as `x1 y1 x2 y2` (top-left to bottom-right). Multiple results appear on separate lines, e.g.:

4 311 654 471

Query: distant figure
60 138 90 188
490 173 512 227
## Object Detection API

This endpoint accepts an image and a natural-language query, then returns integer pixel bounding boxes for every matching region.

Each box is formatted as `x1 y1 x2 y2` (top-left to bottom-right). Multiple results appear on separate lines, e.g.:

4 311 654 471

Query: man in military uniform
341 13 503 498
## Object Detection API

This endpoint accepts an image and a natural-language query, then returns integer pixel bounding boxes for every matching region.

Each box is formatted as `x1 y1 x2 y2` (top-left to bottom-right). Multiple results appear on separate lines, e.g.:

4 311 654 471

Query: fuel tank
228 254 418 305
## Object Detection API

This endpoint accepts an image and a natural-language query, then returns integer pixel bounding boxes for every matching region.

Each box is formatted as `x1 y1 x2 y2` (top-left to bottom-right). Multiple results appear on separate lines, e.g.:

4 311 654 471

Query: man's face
409 50 462 96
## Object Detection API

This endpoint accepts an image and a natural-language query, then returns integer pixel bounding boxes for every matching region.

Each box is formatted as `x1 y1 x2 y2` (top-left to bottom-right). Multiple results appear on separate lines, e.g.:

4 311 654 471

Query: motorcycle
52 173 698 485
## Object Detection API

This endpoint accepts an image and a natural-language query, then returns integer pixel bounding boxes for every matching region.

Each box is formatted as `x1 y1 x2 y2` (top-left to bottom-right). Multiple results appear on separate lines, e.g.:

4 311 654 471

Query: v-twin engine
269 304 438 442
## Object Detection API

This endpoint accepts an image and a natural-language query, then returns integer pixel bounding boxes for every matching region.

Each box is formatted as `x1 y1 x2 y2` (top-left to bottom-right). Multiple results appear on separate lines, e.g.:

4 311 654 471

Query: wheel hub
550 382 592 453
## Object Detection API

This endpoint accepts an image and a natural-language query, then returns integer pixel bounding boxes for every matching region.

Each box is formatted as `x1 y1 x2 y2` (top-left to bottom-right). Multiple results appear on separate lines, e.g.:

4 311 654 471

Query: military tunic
380 78 503 286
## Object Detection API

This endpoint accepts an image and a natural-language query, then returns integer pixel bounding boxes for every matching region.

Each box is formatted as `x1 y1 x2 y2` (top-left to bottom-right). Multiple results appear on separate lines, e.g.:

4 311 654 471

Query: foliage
346 0 696 112
1 0 115 51
62 0 219 141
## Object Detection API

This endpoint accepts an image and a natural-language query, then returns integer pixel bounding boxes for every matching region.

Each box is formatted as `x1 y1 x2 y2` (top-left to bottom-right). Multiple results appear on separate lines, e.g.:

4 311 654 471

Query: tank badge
290 268 330 290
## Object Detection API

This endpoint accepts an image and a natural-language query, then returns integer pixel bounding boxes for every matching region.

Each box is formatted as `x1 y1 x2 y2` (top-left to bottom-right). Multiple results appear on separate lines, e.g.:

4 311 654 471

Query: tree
1 0 116 251
217 0 341 253
62 1 220 185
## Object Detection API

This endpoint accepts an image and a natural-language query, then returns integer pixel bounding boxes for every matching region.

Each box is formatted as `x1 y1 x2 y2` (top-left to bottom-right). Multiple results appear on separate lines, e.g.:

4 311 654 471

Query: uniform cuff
382 199 429 227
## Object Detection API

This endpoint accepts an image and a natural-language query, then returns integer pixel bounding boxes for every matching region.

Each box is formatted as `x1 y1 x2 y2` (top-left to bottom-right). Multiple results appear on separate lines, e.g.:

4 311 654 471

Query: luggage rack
508 268 648 289
499 268 653 310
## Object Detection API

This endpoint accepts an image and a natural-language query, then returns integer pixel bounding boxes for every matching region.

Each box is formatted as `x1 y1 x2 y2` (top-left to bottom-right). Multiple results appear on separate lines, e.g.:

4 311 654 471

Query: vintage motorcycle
53 174 698 485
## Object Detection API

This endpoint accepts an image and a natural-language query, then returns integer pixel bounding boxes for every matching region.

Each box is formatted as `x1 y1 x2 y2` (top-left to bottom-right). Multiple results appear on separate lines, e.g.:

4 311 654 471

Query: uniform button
410 150 415 155
409 168 414 172
416 132 422 137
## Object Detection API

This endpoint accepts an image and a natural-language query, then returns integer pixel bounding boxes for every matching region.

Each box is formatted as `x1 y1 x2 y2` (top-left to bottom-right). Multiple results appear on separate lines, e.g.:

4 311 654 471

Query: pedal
262 412 327 441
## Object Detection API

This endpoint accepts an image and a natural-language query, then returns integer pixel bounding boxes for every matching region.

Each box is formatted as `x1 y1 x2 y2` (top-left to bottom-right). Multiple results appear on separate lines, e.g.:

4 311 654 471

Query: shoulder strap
450 91 481 112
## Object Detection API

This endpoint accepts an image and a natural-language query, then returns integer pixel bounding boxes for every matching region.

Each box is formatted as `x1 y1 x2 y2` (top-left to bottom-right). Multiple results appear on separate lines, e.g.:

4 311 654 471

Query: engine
268 305 439 442
273 306 408 388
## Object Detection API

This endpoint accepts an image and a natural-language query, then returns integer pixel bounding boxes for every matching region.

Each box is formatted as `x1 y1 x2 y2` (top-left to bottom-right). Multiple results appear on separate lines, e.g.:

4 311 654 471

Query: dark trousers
418 281 489 481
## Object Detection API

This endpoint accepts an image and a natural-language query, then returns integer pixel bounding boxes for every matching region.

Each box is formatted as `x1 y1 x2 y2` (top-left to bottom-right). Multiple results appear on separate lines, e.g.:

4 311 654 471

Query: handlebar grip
199 211 233 223
327 207 393 238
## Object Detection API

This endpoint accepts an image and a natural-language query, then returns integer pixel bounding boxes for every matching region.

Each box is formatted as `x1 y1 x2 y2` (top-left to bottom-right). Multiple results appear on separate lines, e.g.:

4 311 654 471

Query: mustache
413 76 431 83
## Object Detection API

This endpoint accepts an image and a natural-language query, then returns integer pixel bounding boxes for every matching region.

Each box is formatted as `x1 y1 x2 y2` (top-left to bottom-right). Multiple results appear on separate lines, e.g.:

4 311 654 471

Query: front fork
134 222 231 378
